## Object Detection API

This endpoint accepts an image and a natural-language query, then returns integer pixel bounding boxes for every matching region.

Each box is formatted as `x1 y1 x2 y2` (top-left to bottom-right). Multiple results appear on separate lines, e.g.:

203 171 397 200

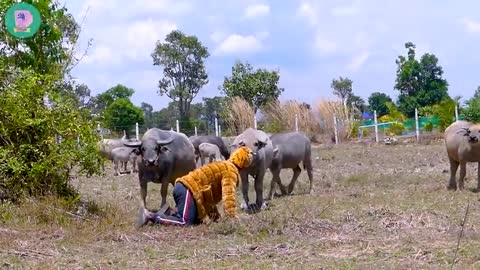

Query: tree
89 84 135 115
141 102 154 128
0 1 101 201
473 86 480 99
151 30 209 120
368 92 393 117
103 98 144 133
347 94 366 119
0 0 86 75
331 76 353 108
394 42 450 117
203 96 228 128
220 60 284 113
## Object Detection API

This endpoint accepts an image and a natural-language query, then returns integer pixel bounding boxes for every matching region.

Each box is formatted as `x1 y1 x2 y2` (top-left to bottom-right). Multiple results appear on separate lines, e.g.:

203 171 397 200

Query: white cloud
297 1 318 26
313 35 337 55
244 3 270 18
210 31 228 43
124 19 178 60
83 45 120 65
462 17 480 33
330 1 362 16
214 33 267 55
347 50 370 72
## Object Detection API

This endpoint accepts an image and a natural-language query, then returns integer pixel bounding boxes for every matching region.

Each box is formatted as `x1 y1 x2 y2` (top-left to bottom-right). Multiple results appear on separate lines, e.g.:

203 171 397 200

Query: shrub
424 121 434 132
0 68 102 202
387 123 405 136
261 100 319 138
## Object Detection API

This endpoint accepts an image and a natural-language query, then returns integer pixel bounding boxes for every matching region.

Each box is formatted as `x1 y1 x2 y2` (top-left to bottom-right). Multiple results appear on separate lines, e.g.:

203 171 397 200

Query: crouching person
136 146 255 227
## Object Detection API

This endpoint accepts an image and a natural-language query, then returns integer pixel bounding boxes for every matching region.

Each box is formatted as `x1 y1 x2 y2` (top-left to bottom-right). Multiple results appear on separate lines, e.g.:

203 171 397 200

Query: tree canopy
219 60 284 113
103 98 144 132
394 42 450 117
151 30 209 119
368 92 393 117
331 76 353 108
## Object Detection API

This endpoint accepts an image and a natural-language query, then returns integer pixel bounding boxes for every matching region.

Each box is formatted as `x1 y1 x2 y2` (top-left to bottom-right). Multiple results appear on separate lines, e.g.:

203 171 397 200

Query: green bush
0 68 102 202
423 121 434 132
387 122 405 136
463 98 480 123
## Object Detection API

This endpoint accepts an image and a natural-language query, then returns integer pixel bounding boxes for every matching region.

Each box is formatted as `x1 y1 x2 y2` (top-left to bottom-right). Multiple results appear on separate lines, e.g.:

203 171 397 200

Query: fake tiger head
228 146 255 169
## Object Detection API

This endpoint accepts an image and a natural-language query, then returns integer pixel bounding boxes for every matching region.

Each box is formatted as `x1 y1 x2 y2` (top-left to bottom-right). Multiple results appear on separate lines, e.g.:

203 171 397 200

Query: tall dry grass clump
262 100 319 139
224 96 255 135
314 98 354 141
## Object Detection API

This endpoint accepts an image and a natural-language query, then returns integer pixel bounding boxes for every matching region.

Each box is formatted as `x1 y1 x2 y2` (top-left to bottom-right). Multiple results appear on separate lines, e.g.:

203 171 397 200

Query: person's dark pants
152 182 199 226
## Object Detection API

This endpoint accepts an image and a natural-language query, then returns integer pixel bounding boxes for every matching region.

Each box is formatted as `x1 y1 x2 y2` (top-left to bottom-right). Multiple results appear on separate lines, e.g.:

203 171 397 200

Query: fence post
295 113 299 132
219 125 222 137
214 117 219 136
333 114 338 145
254 115 257 129
176 120 180 133
135 123 139 140
455 104 459 122
97 123 103 140
194 126 198 136
415 108 419 143
374 110 378 143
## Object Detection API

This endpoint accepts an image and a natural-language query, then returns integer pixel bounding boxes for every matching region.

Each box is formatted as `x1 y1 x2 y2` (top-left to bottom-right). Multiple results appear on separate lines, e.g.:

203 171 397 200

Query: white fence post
254 115 257 129
295 113 299 132
374 110 378 143
333 114 338 145
214 117 219 136
176 120 180 133
97 123 103 140
135 123 139 140
455 104 459 122
194 126 198 136
415 108 420 143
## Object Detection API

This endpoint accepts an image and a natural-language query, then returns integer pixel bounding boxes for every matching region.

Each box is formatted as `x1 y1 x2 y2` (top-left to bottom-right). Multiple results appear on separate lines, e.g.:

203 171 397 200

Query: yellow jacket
175 146 253 224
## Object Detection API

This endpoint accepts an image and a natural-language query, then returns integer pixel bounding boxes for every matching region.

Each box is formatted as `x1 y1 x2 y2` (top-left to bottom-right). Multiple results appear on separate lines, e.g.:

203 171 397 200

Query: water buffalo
97 135 129 173
230 128 277 212
198 142 223 165
123 128 197 209
189 135 230 163
268 132 313 199
111 146 140 176
445 120 480 190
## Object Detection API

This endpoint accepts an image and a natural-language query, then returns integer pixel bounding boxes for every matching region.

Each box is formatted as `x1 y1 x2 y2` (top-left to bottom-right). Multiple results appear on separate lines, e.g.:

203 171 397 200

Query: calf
198 142 224 165
111 147 140 176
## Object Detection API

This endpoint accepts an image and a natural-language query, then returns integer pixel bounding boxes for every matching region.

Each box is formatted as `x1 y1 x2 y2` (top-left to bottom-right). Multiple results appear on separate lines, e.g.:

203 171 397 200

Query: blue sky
61 0 480 111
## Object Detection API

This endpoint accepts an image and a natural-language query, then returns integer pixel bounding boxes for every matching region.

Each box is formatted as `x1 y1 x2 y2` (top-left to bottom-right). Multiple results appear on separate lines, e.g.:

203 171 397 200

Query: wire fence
88 106 461 144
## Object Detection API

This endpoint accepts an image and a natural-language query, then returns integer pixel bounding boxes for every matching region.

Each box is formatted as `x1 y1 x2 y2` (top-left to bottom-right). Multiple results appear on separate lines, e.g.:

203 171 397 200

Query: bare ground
2 142 480 269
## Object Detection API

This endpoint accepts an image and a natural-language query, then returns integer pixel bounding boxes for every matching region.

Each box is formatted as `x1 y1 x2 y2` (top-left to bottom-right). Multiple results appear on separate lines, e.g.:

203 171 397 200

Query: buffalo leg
240 171 250 210
458 161 467 190
114 161 120 176
160 182 169 207
304 158 314 193
254 171 267 210
139 181 148 209
448 157 459 190
287 165 302 195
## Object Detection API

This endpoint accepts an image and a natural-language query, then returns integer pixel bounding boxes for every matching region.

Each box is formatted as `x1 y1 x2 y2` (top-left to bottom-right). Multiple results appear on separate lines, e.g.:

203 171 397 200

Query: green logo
4 2 42 39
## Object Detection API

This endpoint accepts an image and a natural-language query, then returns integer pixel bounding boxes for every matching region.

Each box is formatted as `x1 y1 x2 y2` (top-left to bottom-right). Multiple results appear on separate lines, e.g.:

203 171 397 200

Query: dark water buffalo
189 135 230 163
230 128 277 212
123 128 196 209
268 132 313 199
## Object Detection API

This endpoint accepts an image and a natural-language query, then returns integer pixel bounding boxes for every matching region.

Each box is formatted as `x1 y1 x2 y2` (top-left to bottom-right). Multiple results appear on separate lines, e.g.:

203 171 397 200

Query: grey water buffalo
123 128 197 209
189 135 230 163
111 146 140 176
268 132 313 200
445 120 480 191
198 142 223 165
97 135 129 173
230 128 277 212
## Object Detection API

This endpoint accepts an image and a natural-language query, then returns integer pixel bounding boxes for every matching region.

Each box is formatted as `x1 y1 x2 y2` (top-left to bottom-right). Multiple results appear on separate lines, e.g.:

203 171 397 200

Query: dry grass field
2 141 480 269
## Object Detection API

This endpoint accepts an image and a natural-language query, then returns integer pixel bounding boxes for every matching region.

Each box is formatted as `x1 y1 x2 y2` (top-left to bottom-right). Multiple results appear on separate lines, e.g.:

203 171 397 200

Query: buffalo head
123 134 175 167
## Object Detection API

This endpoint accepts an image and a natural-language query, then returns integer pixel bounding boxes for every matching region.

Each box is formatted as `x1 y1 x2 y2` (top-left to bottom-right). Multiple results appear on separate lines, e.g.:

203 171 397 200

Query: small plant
387 122 405 136
424 121 434 132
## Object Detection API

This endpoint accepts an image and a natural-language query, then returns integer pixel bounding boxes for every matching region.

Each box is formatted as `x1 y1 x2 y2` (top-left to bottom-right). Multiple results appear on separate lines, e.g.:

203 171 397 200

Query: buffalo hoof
447 185 457 191
240 202 248 210
246 203 261 214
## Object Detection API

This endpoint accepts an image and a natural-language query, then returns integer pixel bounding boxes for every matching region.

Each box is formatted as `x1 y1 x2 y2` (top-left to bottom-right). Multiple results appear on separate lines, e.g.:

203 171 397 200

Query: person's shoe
136 206 150 227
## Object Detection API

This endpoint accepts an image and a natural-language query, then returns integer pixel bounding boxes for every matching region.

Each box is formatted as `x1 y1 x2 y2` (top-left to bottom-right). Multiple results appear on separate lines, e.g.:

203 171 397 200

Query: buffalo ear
273 147 279 157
